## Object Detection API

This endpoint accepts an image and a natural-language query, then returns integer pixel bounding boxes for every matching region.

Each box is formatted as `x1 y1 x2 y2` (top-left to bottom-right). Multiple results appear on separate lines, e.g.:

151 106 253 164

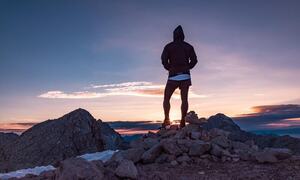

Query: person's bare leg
163 83 177 127
180 85 189 128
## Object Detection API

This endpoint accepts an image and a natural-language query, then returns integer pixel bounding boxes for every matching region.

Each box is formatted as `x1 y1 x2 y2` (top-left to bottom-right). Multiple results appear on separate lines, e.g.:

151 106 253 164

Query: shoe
179 122 186 129
162 119 171 126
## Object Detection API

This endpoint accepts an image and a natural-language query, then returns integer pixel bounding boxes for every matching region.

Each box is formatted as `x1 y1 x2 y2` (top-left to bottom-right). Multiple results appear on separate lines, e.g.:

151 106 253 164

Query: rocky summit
0 108 126 173
12 111 300 180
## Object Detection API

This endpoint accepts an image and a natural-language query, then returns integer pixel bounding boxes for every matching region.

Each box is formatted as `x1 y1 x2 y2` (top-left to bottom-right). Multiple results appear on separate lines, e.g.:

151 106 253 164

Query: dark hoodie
161 25 198 77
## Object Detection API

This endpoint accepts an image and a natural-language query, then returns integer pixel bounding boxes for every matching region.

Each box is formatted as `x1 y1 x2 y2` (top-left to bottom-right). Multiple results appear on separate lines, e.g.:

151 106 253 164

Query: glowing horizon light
264 123 292 128
284 118 300 121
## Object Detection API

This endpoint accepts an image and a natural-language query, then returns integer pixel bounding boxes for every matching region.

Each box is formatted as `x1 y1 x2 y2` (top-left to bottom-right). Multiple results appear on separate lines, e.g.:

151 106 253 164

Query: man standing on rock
161 25 198 128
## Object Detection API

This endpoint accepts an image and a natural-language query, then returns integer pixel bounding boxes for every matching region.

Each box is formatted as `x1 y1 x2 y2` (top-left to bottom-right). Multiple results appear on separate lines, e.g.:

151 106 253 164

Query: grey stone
155 153 176 163
176 155 191 163
210 144 223 157
112 147 145 163
170 160 178 166
185 111 203 124
211 135 231 148
161 130 177 138
188 141 211 156
190 132 201 140
115 159 138 179
161 139 182 156
208 128 230 138
55 157 104 180
141 144 162 163
143 138 159 150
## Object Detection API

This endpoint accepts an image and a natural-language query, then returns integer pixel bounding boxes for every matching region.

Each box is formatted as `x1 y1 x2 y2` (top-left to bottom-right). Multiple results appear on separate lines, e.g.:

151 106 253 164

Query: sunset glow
0 0 299 133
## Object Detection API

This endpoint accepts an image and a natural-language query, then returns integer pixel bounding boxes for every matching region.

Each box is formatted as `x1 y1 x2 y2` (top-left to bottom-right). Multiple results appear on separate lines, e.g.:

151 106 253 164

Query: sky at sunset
1 0 300 132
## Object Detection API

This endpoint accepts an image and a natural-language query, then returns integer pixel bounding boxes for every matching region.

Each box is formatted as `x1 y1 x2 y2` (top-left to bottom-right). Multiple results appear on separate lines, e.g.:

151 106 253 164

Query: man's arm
189 46 197 69
161 46 170 70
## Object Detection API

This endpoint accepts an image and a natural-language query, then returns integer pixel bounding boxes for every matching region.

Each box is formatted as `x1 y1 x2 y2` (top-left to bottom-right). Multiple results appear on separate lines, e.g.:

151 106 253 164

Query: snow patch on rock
0 165 55 179
78 150 118 162
0 150 118 179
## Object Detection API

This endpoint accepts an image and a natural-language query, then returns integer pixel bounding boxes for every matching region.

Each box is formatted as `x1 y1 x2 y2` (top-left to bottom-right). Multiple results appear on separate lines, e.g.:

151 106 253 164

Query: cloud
89 81 152 89
38 81 207 99
0 122 36 133
38 91 109 99
234 104 300 130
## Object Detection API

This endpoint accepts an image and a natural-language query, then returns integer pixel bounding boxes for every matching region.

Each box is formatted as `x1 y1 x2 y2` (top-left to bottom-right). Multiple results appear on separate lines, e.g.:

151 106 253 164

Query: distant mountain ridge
0 108 126 173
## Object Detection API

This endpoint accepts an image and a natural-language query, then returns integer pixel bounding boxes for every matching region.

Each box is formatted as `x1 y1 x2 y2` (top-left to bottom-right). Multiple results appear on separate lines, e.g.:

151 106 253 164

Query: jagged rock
0 132 19 172
181 124 201 134
1 108 125 172
40 170 56 179
143 138 159 150
232 141 251 151
176 155 191 163
199 129 211 141
123 147 145 163
189 140 211 156
210 144 224 157
203 113 241 132
211 135 231 148
177 139 193 153
161 139 182 156
161 129 177 138
190 131 201 140
98 120 125 150
111 147 145 163
115 159 138 179
170 160 178 166
55 157 104 180
174 129 187 139
208 128 230 138
155 153 176 163
0 132 18 147
141 144 162 163
185 111 204 124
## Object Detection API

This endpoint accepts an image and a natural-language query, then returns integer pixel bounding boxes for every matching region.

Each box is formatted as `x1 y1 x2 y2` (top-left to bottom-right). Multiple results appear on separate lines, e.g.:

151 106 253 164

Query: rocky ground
10 111 300 180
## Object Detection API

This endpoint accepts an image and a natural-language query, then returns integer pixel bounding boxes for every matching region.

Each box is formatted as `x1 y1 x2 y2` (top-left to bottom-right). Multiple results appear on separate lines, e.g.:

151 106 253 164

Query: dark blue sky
0 0 300 124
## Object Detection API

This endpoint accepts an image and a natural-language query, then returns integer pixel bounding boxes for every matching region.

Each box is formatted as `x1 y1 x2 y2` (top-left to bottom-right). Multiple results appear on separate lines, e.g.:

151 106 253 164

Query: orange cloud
38 81 207 99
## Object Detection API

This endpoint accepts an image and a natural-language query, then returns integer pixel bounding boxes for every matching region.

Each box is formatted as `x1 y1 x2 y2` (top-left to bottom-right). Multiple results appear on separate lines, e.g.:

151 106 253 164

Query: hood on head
173 25 185 41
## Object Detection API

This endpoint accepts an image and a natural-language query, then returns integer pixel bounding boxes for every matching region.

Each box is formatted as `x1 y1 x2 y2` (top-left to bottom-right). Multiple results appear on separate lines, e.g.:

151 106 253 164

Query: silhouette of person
161 25 198 128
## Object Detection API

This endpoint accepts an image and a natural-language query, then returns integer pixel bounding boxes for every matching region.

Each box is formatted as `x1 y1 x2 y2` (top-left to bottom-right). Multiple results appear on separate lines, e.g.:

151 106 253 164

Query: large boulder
141 144 162 163
1 108 125 172
161 139 182 156
188 140 211 156
115 159 138 179
203 113 241 132
55 158 104 180
211 135 231 149
111 147 145 163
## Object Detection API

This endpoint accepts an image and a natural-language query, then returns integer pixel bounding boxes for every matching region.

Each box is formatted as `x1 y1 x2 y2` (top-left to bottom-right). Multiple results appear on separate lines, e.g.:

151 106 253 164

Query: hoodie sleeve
189 46 198 69
161 45 170 70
